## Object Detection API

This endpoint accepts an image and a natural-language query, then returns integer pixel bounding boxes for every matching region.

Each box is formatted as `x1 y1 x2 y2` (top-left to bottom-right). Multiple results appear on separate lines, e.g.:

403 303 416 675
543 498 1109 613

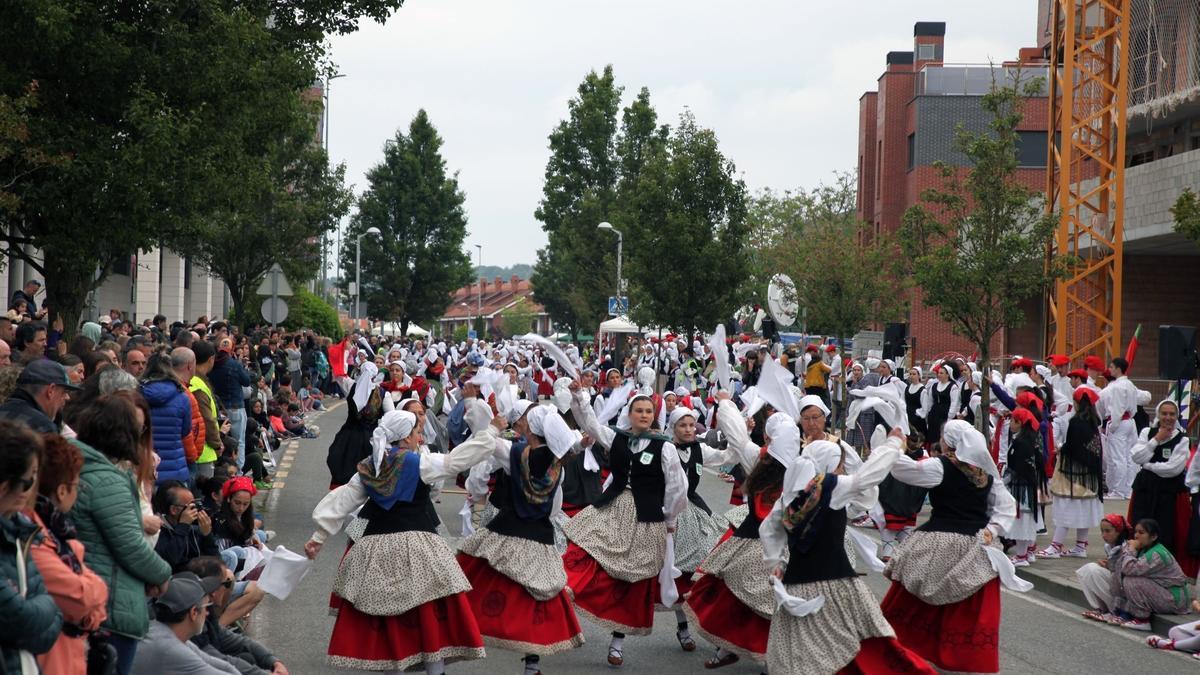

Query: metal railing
916 63 1052 96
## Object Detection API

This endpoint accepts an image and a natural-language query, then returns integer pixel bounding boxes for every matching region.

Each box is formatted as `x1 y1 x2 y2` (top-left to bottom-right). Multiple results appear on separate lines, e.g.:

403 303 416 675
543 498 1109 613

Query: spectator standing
153 482 221 572
131 572 239 675
0 421 64 673
72 392 173 674
0 359 78 433
122 348 147 380
190 341 222 480
13 322 48 364
10 280 45 319
0 339 11 367
0 314 14 345
210 340 251 470
29 435 109 675
172 349 206 482
142 353 193 485
285 337 302 393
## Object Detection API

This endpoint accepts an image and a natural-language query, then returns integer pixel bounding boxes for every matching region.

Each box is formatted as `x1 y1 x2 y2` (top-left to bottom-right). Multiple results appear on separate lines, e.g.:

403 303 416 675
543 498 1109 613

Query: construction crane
1045 0 1132 362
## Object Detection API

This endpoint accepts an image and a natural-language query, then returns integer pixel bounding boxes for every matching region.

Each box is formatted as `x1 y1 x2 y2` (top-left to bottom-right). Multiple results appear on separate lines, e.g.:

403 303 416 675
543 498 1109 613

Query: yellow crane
1045 0 1132 362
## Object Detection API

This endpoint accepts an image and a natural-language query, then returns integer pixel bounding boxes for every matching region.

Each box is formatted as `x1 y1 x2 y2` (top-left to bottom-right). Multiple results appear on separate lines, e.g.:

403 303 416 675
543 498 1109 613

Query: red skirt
456 553 585 655
880 578 1000 673
327 541 353 616
562 542 659 635
683 573 769 662
838 637 938 675
327 594 485 671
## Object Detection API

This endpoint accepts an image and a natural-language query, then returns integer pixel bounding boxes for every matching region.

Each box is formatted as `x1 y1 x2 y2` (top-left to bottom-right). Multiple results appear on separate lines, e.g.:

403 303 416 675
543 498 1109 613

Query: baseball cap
17 360 81 391
98 315 112 325
152 572 223 614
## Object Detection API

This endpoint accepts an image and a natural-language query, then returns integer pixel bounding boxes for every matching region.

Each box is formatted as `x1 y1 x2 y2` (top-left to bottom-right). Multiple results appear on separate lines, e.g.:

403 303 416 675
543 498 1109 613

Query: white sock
610 636 624 652
880 528 897 543
424 659 445 675
675 608 688 628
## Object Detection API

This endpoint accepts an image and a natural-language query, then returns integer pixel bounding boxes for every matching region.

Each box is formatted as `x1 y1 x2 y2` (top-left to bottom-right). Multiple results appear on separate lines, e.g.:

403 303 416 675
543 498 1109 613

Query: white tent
376 322 430 337
598 316 644 335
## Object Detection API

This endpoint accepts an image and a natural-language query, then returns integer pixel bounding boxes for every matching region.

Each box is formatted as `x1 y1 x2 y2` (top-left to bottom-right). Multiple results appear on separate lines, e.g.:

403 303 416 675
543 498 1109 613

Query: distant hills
474 264 532 280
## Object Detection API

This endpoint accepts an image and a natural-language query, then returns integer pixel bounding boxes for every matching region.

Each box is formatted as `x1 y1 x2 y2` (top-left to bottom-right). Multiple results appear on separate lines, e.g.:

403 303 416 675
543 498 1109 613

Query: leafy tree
0 84 65 216
497 297 537 338
0 0 405 336
278 287 343 339
623 110 749 335
1172 188 1200 243
899 79 1062 434
341 109 473 336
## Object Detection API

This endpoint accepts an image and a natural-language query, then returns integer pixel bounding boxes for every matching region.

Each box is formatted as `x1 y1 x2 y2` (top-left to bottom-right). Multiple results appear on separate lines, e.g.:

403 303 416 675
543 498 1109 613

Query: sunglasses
14 475 35 492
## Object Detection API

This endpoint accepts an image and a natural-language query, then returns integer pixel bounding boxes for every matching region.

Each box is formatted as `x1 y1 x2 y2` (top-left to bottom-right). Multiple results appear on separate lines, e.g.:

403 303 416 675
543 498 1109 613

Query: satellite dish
767 274 798 327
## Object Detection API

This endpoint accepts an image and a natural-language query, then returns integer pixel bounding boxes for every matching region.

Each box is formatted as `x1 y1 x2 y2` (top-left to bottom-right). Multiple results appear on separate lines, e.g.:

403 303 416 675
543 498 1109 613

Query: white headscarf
668 406 698 431
507 399 534 425
352 362 379 412
765 412 800 464
797 394 830 417
370 410 417 473
940 420 1000 481
552 377 574 414
847 384 910 435
527 405 580 458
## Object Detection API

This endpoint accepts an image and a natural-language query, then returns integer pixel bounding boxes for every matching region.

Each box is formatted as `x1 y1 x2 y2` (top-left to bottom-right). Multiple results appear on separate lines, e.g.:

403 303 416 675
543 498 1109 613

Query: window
906 133 916 171
1016 130 1048 167
918 43 936 61
875 140 883 198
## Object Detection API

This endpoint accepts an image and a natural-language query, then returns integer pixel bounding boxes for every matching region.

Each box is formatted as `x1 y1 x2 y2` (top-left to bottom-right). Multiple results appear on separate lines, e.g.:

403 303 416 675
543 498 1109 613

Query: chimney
886 51 914 73
913 22 945 71
478 277 487 293
494 276 503 290
510 274 520 289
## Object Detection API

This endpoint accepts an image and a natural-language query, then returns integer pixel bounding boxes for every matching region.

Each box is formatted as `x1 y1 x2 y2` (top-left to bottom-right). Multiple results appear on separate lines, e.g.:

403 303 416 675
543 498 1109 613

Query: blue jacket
209 354 250 410
0 512 62 671
141 379 192 484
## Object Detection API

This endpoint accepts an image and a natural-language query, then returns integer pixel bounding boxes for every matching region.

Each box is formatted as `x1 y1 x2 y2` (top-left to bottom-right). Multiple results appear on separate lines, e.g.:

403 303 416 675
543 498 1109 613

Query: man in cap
131 571 240 674
0 360 79 433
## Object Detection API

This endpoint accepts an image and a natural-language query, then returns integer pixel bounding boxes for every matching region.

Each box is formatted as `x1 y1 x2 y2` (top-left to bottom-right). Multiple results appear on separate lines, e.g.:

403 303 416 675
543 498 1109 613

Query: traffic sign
261 297 289 325
255 263 293 297
607 296 629 316
467 329 478 340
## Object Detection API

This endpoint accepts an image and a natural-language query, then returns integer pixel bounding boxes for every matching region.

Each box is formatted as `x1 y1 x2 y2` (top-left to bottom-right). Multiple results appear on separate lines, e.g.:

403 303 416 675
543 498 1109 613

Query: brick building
857 17 1200 376
437 275 552 338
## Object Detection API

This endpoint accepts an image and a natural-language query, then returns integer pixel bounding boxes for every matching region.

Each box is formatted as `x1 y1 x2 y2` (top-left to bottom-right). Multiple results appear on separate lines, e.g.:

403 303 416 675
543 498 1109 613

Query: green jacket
71 439 171 638
0 512 62 673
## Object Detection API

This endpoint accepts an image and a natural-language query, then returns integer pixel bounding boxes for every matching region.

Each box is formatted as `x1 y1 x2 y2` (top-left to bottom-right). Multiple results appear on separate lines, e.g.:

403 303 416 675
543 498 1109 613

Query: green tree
531 66 624 339
341 110 473 336
1172 188 1200 243
278 287 343 339
899 79 1062 433
497 297 537 338
623 110 750 335
0 0 405 336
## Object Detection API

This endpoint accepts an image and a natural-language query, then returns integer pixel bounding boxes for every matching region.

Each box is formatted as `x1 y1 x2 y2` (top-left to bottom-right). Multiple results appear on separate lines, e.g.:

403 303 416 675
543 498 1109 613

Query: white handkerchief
256 545 313 600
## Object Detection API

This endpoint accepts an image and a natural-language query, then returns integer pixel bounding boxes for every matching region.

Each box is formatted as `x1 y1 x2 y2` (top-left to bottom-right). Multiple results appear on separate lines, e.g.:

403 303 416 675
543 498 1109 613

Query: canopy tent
550 332 595 343
375 322 429 337
598 316 644 335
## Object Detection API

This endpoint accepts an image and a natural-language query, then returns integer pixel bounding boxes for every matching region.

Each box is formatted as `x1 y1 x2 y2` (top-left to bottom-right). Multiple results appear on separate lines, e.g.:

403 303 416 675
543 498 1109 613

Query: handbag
86 631 118 675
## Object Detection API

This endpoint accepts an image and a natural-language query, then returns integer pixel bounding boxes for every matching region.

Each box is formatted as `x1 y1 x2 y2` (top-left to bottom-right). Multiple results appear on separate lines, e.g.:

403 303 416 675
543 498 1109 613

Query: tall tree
899 79 1062 433
623 110 750 335
0 0 405 335
1171 188 1200 243
342 110 473 335
531 67 624 338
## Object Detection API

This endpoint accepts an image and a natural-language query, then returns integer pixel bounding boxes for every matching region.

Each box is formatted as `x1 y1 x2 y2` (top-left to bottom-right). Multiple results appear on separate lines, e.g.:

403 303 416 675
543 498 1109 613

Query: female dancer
761 435 936 675
1005 408 1046 567
1037 387 1104 560
564 385 687 668
905 367 927 439
305 401 501 674
1129 400 1198 577
919 363 959 447
685 395 789 670
880 420 1024 673
456 404 586 674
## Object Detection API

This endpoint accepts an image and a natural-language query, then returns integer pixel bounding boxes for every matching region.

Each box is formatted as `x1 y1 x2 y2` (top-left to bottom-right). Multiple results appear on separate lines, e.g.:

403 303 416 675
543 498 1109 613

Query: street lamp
354 226 382 326
321 72 346 301
474 244 482 335
597 222 623 312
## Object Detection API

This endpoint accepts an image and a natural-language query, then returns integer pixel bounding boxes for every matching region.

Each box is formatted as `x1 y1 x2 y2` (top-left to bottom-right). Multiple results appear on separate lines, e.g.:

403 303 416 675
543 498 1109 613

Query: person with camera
153 481 222 572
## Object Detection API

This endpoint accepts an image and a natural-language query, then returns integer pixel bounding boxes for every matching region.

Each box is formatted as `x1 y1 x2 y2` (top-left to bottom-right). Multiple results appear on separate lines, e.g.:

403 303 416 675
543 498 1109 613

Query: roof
440 275 545 320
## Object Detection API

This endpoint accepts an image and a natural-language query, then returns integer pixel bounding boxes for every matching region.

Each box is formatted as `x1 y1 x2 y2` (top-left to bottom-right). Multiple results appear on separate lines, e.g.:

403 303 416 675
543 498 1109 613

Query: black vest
930 383 952 420
733 493 770 540
960 386 975 425
1132 432 1188 495
905 385 926 432
593 434 667 523
560 449 604 508
676 441 712 515
486 445 560 545
782 474 856 584
918 456 993 535
360 479 439 536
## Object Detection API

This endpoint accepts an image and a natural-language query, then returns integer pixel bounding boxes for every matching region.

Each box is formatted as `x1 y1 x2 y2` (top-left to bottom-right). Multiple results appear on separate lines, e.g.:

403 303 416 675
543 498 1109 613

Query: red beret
805 344 819 353
1011 357 1034 370
824 345 837 353
1067 369 1089 379
1073 387 1099 404
1047 354 1070 367
1010 407 1039 429
1083 355 1105 371
1016 391 1044 412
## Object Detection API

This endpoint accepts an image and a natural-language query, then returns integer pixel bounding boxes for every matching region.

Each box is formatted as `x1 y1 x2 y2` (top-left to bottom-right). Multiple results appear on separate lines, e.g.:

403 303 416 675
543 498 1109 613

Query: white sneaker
1010 556 1030 568
1063 545 1088 558
1035 545 1062 559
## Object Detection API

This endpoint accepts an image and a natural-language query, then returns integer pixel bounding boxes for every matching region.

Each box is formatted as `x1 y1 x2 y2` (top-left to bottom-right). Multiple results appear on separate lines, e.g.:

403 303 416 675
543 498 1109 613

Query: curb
1016 562 1194 636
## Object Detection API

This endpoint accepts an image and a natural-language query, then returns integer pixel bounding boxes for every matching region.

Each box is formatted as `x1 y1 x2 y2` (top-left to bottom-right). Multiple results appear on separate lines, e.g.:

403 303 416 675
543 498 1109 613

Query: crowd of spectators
0 280 324 674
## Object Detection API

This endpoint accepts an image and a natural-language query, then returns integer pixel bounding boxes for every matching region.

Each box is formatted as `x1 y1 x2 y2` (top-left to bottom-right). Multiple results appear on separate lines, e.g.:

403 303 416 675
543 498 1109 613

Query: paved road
249 402 1196 674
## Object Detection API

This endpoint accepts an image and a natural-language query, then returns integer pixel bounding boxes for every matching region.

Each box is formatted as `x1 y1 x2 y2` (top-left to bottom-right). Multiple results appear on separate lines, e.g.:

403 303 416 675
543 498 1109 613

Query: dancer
1038 387 1104 560
305 402 501 673
904 367 927 439
875 431 929 561
1102 357 1140 499
456 404 586 674
1004 408 1046 567
1129 399 1198 577
880 420 1026 674
919 363 959 447
761 435 937 675
563 384 687 668
684 394 790 669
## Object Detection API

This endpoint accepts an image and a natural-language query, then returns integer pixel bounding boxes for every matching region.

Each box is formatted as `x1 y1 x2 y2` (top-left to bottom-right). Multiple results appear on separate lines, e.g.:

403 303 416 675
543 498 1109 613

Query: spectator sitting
242 417 272 489
28 434 109 675
266 404 291 438
0 421 64 672
212 477 263 560
282 402 316 438
72 390 173 671
0 359 79 433
183 557 285 674
141 352 193 485
131 571 239 675
13 321 48 364
248 399 278 451
1079 514 1133 622
1105 518 1190 630
153 481 221 573
298 376 323 412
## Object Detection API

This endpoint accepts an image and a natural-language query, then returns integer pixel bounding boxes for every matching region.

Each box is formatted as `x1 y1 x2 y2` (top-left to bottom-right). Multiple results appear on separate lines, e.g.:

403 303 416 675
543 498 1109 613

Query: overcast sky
326 1 1040 268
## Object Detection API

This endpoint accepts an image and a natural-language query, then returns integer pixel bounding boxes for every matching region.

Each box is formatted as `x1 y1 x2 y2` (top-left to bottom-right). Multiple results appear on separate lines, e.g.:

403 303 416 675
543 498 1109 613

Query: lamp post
597 222 623 312
321 73 346 301
474 244 482 335
354 227 382 327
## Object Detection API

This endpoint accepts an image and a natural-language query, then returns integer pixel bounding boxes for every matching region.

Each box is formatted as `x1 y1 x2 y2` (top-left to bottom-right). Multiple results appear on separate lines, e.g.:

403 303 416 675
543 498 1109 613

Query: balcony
916 63 1052 97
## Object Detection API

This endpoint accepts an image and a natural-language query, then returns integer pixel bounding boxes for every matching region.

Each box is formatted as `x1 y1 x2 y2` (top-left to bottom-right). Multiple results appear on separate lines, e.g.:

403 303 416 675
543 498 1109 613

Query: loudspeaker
883 323 908 361
1158 325 1198 380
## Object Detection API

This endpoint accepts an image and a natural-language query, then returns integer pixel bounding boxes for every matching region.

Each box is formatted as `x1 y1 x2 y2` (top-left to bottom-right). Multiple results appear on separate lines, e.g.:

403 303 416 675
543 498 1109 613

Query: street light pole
321 73 345 302
597 222 623 312
355 227 382 328
475 244 482 334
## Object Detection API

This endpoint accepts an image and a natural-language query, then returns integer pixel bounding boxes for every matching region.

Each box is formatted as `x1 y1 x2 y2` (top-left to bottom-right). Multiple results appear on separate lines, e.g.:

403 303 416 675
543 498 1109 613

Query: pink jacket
28 510 109 675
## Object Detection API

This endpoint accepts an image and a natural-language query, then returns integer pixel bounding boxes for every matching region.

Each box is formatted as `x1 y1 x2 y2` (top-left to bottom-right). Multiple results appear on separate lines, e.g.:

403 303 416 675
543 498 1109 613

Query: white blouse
1131 427 1188 479
889 454 1017 538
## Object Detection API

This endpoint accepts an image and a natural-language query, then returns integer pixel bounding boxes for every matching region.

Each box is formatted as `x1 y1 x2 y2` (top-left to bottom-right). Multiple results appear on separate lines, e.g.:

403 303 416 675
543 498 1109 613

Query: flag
1125 323 1142 368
